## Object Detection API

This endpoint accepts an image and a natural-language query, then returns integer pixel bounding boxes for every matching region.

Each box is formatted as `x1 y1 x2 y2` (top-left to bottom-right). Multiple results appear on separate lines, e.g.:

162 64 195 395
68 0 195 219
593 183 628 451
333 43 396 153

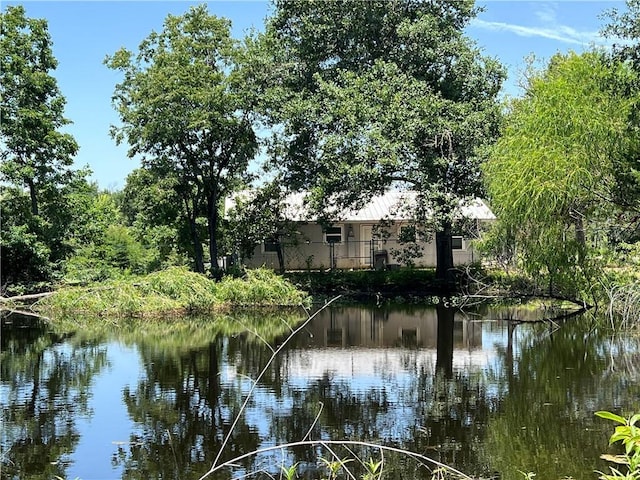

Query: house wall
239 221 487 271
299 305 482 348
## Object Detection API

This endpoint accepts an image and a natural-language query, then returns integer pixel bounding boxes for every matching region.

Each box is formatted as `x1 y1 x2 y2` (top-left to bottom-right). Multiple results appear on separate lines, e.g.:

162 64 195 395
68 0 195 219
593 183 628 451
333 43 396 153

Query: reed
604 281 640 330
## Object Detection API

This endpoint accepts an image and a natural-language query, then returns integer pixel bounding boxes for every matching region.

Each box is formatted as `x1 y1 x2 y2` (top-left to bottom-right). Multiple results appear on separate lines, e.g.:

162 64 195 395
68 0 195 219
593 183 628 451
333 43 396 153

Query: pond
1 303 639 480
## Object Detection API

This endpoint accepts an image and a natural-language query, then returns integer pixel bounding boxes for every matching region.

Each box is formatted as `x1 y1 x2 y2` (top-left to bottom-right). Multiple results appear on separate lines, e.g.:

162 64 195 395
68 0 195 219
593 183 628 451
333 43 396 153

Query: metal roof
341 191 495 222
226 190 495 222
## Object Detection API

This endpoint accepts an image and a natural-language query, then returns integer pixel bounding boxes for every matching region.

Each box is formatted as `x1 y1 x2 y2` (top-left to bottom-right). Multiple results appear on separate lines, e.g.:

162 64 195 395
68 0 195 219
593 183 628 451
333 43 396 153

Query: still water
1 303 639 480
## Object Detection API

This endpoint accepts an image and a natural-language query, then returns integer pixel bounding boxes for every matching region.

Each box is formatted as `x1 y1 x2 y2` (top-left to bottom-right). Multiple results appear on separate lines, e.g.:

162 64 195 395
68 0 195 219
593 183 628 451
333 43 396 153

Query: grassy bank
34 267 310 318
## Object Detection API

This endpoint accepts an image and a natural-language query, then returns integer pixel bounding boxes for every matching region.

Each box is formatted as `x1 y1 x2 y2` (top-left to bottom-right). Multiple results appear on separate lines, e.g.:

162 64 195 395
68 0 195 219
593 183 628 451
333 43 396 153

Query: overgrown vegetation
32 267 310 318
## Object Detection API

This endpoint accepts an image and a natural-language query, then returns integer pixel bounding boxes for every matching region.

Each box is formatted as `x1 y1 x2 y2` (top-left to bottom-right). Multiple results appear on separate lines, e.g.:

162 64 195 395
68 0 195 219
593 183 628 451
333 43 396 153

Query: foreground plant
281 463 299 480
320 457 353 480
362 457 383 480
596 410 640 479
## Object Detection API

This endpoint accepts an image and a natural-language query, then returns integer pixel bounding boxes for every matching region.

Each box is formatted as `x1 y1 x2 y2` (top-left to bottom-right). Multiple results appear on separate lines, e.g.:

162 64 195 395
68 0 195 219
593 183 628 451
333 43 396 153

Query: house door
360 225 372 268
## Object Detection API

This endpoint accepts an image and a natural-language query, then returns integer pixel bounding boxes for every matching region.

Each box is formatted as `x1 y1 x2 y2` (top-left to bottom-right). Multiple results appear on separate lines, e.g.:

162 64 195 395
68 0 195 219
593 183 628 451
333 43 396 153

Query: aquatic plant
602 280 640 330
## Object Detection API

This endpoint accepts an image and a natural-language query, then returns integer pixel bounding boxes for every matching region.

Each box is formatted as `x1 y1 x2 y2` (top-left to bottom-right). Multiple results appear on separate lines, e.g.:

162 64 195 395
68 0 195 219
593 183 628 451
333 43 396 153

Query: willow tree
483 51 638 295
245 0 504 286
603 0 640 220
106 5 257 275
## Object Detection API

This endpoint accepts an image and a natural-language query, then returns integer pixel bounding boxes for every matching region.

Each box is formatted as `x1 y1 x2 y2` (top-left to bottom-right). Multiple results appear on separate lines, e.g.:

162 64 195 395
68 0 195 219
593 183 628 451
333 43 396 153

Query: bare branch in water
203 296 343 477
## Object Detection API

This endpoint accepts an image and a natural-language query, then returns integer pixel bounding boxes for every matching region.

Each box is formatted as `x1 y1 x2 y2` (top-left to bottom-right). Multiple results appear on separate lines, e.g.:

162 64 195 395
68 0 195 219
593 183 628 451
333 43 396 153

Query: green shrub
216 268 310 307
596 411 640 479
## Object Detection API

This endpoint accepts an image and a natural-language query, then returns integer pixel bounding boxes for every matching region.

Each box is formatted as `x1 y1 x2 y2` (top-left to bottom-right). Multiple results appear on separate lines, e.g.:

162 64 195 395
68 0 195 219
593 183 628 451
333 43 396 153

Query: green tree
603 0 640 229
0 170 98 287
106 5 258 276
119 168 193 270
0 206 53 284
604 0 640 70
0 6 100 287
246 0 504 286
0 5 78 217
483 51 639 296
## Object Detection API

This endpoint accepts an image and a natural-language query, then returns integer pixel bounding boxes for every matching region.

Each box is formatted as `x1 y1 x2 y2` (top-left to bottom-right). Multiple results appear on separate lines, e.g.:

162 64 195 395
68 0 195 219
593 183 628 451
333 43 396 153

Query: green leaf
596 411 628 425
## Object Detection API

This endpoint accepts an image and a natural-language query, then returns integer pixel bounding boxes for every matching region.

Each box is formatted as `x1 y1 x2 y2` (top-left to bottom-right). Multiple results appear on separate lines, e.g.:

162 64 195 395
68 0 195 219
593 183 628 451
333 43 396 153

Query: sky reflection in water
1 304 638 480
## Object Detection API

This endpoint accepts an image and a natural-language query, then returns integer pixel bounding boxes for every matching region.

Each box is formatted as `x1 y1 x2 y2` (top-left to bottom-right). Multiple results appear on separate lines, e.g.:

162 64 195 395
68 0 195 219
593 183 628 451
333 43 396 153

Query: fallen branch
200 439 472 480
0 291 54 303
1 308 50 322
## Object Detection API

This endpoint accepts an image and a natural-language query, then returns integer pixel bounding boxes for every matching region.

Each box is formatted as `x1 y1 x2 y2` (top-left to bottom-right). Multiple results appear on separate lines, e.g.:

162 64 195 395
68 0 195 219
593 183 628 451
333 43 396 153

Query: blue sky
4 1 626 190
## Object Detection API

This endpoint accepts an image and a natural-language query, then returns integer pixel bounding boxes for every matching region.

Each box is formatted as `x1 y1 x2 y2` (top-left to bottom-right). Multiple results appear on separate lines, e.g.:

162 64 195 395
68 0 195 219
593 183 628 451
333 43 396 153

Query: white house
225 190 495 271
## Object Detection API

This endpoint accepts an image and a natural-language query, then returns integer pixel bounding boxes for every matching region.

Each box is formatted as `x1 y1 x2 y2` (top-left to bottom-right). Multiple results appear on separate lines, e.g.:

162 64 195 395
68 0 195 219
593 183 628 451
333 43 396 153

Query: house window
263 238 280 254
324 226 342 244
401 328 418 347
452 236 464 250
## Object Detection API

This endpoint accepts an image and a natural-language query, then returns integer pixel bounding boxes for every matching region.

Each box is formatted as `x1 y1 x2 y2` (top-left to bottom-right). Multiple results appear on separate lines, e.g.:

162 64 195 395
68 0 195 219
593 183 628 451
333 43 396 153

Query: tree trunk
435 222 455 291
207 191 219 278
190 217 205 274
183 194 205 274
27 178 38 216
276 242 285 274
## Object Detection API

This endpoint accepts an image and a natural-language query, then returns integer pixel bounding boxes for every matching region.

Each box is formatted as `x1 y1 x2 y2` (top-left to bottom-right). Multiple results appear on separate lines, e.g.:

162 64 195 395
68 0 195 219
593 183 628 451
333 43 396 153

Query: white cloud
471 18 609 47
534 2 559 24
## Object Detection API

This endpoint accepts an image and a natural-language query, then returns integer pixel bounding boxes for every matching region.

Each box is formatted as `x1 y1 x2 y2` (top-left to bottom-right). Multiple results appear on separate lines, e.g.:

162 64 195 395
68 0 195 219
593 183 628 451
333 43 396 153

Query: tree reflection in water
483 318 640 479
2 305 640 480
1 313 108 480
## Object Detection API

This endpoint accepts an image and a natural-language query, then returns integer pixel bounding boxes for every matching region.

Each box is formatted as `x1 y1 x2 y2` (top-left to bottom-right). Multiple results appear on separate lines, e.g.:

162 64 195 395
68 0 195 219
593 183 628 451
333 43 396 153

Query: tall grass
36 267 310 318
215 268 310 307
604 281 640 330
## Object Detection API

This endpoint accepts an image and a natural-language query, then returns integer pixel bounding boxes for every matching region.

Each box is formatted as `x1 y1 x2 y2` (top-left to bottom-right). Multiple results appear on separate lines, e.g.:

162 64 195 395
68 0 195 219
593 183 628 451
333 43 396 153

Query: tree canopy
483 51 640 295
0 5 79 217
246 0 505 283
604 0 640 70
0 6 91 284
106 5 258 275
